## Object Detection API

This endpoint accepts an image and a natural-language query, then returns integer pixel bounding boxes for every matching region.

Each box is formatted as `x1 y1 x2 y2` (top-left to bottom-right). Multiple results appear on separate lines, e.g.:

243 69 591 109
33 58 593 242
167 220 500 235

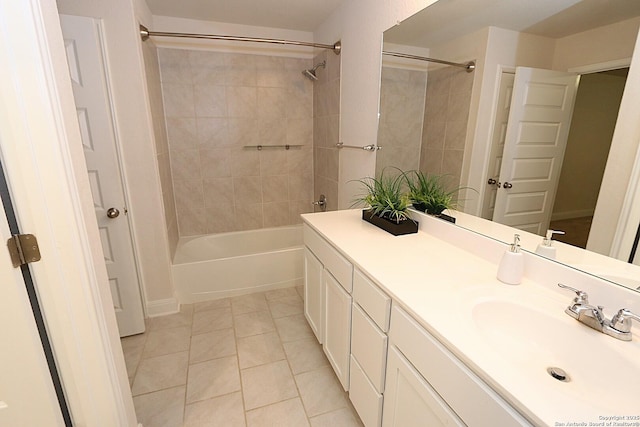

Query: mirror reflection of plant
404 170 469 215
353 169 412 224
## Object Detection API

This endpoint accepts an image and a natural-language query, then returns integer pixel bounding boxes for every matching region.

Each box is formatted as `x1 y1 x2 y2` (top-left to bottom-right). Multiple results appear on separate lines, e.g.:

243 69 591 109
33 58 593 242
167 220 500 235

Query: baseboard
551 209 594 222
145 297 180 317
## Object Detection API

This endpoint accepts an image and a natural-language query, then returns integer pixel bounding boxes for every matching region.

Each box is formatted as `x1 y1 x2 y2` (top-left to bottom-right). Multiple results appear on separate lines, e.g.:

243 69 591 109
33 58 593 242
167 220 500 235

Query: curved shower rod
140 25 341 55
382 50 475 72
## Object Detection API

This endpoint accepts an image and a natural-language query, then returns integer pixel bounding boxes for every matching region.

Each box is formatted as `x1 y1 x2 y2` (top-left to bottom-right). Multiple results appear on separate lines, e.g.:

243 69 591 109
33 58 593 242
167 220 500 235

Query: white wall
56 0 177 314
314 0 438 209
151 15 316 58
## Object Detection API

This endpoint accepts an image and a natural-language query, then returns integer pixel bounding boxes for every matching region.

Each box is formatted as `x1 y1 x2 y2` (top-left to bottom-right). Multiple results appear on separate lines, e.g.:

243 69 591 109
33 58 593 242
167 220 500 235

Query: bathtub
172 225 304 303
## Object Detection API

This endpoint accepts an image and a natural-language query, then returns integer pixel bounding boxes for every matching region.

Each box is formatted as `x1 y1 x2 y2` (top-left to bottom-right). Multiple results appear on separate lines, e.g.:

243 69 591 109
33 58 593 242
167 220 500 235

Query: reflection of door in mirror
492 67 580 236
481 71 514 220
484 66 627 248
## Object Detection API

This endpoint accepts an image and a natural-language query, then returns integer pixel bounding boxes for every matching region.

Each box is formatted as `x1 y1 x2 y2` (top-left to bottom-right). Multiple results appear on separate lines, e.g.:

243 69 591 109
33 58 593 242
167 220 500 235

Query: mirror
377 0 640 291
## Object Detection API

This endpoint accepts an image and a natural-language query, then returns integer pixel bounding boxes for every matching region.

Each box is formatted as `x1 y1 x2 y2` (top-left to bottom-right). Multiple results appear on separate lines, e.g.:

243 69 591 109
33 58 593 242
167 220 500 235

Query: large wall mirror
377 0 640 291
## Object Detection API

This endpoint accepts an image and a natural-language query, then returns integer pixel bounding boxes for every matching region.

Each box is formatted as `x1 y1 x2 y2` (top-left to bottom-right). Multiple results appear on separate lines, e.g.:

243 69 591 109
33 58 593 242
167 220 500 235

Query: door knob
106 207 120 218
503 182 513 189
487 178 497 185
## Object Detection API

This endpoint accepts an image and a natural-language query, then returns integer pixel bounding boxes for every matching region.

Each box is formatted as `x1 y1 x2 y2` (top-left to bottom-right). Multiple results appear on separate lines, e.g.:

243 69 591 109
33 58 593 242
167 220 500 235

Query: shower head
302 60 326 81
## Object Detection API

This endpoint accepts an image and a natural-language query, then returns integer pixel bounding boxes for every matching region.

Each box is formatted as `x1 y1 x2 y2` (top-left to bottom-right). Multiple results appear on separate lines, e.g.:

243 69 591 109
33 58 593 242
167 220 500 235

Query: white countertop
302 209 640 427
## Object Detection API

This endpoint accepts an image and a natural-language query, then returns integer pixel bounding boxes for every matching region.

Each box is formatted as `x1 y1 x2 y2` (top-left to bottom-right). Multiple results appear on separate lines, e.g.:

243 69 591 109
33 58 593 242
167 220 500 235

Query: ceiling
145 0 345 32
385 0 640 48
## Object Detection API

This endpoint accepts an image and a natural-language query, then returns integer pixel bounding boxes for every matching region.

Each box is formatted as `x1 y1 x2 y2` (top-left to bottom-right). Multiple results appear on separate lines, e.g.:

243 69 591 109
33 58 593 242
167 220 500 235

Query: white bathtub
172 225 304 303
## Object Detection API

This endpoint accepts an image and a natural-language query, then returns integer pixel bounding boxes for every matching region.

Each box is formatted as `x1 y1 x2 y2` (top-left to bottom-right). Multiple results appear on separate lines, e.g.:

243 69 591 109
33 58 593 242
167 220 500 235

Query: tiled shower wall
158 49 315 236
376 66 427 177
312 50 341 212
419 66 474 188
141 39 179 254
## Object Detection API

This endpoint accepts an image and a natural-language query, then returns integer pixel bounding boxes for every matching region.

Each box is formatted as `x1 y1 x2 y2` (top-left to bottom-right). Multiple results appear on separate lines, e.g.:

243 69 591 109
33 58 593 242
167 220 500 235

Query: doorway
484 67 628 248
550 68 628 248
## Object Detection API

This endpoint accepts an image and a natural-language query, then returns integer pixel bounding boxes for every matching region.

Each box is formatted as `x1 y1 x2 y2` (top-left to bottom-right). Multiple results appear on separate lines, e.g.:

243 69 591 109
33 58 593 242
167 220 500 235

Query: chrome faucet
558 283 639 341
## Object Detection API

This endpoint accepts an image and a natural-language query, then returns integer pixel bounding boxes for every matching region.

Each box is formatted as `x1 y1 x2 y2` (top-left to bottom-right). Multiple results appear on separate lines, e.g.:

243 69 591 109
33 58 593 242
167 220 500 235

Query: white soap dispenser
497 234 524 285
535 229 565 260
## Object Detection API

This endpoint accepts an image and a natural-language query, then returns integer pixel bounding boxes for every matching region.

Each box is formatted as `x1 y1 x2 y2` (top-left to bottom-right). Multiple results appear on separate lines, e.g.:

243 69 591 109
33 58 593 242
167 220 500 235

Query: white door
0 196 66 426
382 346 464 427
323 270 352 391
481 72 515 220
60 15 144 337
493 67 579 235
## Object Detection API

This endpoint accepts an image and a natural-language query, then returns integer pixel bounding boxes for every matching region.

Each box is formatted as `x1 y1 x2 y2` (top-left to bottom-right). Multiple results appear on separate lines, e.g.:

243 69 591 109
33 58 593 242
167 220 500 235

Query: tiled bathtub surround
376 66 427 177
123 288 363 426
312 50 341 212
419 65 474 188
158 48 315 236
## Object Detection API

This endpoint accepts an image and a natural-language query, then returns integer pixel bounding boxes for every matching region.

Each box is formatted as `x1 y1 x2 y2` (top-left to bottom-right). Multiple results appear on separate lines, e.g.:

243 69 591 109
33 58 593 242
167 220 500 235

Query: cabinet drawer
353 268 391 331
304 225 353 292
351 303 387 393
390 306 531 427
350 355 383 427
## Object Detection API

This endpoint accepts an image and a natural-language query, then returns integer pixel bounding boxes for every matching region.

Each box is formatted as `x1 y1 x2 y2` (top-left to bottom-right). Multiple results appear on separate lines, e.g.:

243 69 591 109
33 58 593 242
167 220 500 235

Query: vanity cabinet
349 268 391 427
384 306 531 427
303 225 353 390
303 248 323 343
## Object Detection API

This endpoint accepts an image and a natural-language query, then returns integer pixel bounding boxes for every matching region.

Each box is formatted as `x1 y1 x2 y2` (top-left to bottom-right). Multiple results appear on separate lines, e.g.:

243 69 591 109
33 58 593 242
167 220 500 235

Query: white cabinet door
383 346 465 427
304 247 324 343
323 271 352 390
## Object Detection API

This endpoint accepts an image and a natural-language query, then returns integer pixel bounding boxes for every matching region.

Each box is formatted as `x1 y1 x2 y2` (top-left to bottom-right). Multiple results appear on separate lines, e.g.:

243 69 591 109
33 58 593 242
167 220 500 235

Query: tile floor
121 286 364 427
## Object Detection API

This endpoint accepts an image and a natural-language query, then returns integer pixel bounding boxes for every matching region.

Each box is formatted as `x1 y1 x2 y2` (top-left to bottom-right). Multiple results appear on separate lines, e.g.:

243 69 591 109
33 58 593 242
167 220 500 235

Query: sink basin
470 297 640 410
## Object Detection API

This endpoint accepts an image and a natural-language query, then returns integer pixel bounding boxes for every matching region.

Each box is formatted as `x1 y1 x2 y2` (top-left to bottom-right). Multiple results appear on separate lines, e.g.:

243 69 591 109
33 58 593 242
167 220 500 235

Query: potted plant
353 171 418 236
404 171 469 223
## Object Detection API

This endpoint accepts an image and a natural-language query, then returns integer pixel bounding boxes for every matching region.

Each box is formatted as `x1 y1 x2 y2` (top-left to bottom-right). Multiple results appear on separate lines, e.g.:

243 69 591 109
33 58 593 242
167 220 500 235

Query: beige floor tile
183 391 246 427
237 332 285 369
131 351 189 396
234 310 276 338
121 332 147 350
295 366 348 417
133 385 185 427
143 326 191 358
148 305 193 331
241 360 298 410
309 407 364 427
246 397 310 427
231 292 268 315
186 356 241 404
268 296 303 318
194 297 231 312
282 338 327 374
274 314 314 342
189 328 236 364
121 335 146 379
265 287 299 301
296 285 304 300
192 306 233 335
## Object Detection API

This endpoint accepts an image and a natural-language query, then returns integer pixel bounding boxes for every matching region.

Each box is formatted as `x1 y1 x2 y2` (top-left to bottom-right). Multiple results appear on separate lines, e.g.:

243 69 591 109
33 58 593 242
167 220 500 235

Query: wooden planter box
362 209 418 236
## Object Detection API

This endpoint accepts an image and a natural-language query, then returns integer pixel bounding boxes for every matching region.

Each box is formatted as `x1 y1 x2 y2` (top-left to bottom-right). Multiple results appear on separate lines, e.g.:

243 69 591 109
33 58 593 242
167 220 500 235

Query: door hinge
7 234 41 268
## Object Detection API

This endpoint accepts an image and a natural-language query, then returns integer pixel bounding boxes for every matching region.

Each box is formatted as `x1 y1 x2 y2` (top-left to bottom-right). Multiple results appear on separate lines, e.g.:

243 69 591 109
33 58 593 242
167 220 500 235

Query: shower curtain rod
139 25 341 55
382 51 475 72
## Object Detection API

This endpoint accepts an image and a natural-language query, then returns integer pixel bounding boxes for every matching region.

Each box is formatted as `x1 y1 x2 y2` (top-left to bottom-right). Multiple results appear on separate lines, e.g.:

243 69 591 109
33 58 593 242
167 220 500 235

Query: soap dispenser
497 234 524 285
535 229 565 259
